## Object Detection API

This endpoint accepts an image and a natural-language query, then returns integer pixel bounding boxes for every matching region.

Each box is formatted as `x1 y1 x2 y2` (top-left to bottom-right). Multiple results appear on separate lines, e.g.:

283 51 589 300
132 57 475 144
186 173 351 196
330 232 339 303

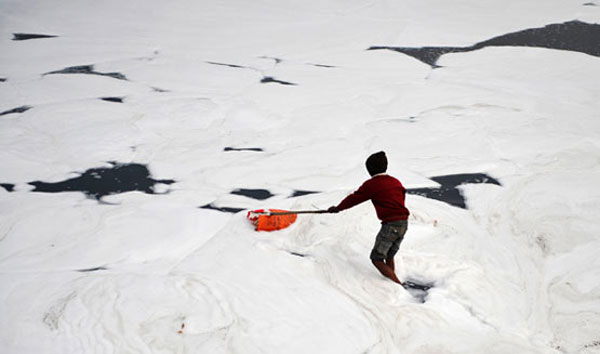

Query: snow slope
1 0 600 353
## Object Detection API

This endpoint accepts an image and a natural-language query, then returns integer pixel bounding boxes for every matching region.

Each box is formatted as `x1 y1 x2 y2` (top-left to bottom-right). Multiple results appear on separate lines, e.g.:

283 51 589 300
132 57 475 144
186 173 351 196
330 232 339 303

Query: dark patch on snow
0 77 6 82
289 252 306 258
152 87 170 93
45 65 128 81
206 60 297 86
13 33 58 41
0 105 32 116
408 187 467 208
199 204 245 214
1 183 15 192
223 147 264 152
309 63 337 68
583 2 598 6
369 20 600 67
28 162 175 201
100 97 124 103
231 188 274 200
431 173 501 187
407 173 501 209
261 76 297 86
402 278 435 303
290 190 320 198
206 61 247 69
368 46 450 68
77 266 107 272
584 341 600 349
260 56 283 64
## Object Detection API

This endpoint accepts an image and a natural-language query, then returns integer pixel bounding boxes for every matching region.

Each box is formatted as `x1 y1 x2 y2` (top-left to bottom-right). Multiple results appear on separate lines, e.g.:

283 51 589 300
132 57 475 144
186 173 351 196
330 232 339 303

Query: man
328 151 410 285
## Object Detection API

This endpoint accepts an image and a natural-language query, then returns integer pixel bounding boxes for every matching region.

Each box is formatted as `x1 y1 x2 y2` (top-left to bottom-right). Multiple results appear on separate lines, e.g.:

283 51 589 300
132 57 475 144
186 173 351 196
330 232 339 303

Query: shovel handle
263 210 329 216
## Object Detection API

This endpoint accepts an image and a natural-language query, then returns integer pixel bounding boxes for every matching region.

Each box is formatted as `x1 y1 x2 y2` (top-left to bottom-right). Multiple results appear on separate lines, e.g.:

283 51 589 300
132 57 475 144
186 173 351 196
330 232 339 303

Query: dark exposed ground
224 147 264 152
407 173 501 208
1 183 15 192
13 33 58 41
369 20 600 67
27 162 174 200
199 204 246 213
0 105 32 116
44 65 128 81
260 76 297 86
231 188 275 200
100 97 125 103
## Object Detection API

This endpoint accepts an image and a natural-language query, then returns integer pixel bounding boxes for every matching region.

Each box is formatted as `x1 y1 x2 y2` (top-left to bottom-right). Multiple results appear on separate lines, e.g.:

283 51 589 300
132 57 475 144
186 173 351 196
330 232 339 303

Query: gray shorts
370 220 408 261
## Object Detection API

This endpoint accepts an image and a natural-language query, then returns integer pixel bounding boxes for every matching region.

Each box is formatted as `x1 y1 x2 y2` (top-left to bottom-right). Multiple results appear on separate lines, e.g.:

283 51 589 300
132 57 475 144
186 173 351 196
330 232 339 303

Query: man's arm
328 182 372 213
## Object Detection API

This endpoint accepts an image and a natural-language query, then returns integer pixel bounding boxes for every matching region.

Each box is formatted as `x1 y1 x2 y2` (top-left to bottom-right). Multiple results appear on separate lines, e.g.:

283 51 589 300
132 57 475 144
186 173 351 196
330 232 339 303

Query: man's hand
327 206 340 213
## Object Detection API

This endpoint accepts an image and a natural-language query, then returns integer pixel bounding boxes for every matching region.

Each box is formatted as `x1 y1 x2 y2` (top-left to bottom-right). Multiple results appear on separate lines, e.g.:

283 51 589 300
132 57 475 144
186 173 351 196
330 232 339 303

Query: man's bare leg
372 260 402 284
385 256 395 271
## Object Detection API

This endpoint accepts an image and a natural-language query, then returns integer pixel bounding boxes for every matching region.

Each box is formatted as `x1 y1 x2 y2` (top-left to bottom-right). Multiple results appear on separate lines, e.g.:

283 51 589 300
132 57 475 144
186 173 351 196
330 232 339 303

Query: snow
1 0 600 353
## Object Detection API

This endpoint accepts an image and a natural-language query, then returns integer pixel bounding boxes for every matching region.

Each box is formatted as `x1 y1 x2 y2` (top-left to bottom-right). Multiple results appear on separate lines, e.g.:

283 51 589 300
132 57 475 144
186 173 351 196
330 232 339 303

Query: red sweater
336 174 409 222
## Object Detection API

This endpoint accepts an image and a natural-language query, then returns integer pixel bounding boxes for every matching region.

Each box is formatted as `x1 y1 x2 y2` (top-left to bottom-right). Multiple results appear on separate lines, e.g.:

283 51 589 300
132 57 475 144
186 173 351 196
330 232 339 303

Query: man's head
366 151 387 176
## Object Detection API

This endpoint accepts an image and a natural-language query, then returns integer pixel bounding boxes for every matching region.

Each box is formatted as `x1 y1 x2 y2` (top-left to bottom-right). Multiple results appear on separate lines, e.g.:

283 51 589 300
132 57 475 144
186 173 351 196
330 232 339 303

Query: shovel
247 209 330 231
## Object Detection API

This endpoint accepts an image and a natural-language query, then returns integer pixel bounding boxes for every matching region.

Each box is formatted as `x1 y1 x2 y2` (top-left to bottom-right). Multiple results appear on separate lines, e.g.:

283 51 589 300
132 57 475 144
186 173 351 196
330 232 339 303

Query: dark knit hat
366 151 387 176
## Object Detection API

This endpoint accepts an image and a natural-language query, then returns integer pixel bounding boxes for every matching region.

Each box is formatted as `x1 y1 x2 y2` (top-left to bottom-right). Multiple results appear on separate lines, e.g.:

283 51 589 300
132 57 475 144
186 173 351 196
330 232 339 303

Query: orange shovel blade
247 209 298 231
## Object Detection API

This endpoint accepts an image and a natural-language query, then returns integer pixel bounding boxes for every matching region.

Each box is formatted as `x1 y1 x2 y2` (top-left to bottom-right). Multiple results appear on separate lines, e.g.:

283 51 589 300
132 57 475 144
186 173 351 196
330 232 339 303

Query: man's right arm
328 182 372 213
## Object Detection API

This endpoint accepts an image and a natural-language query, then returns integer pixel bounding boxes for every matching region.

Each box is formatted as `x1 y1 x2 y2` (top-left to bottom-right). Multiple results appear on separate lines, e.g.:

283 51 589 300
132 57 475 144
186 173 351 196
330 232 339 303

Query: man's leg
372 259 402 284
371 222 408 285
385 256 395 271
384 223 407 275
